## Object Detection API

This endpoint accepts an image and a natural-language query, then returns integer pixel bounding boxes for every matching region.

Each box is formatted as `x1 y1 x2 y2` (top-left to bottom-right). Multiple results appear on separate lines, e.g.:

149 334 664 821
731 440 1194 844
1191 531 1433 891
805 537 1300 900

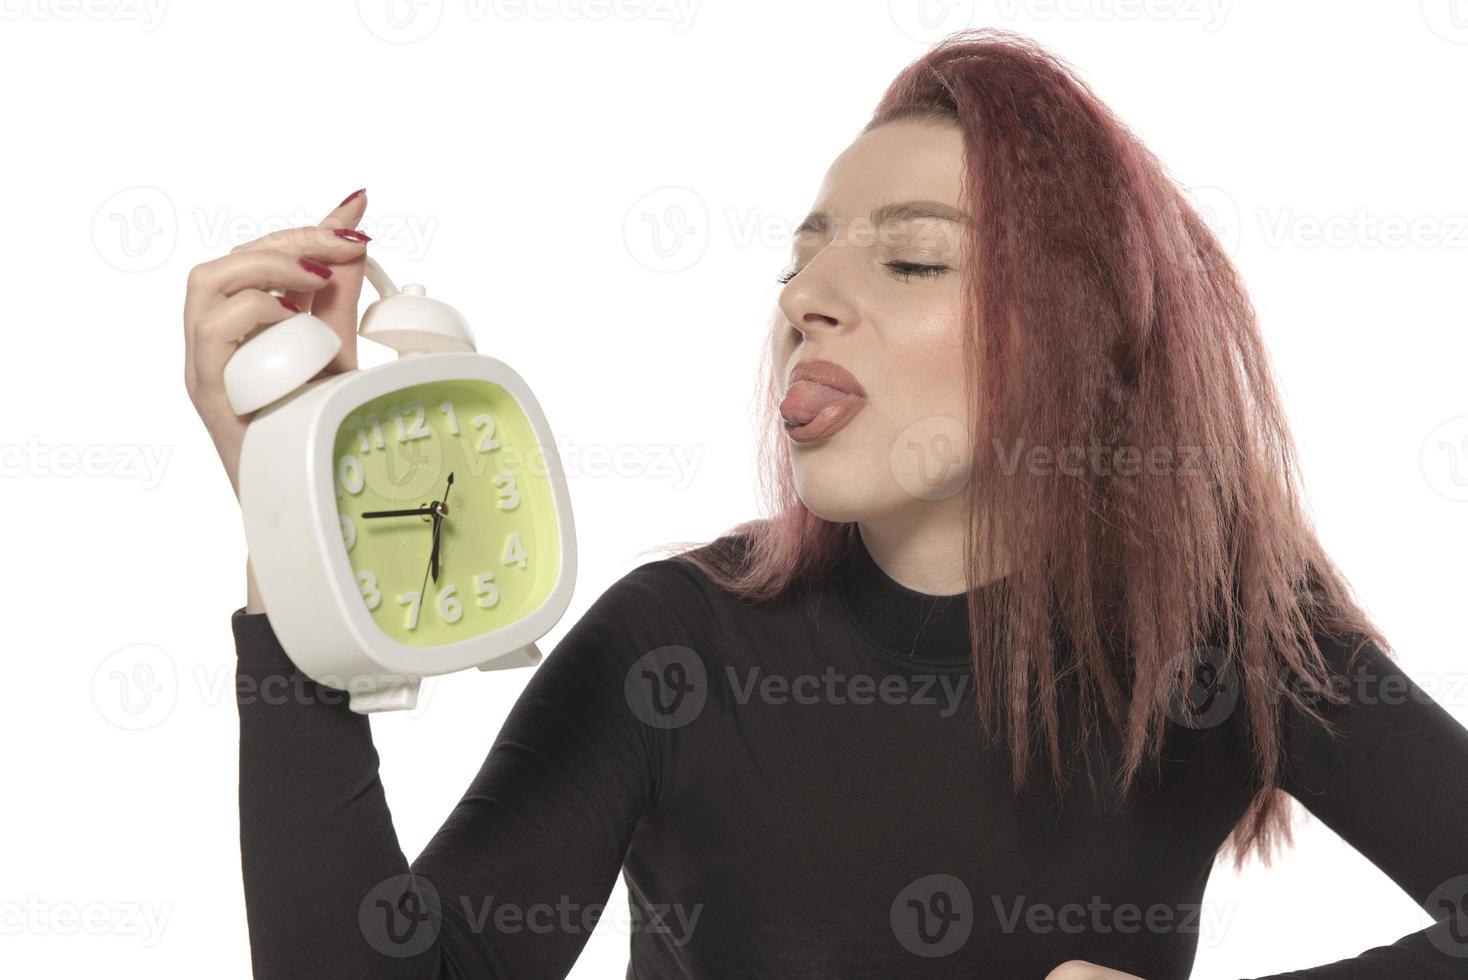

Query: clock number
495 473 520 510
439 399 460 436
340 514 356 551
472 413 501 453
502 532 527 569
357 570 381 610
387 401 431 441
337 455 364 495
397 591 422 630
348 412 385 451
346 417 372 453
474 572 499 608
437 584 463 624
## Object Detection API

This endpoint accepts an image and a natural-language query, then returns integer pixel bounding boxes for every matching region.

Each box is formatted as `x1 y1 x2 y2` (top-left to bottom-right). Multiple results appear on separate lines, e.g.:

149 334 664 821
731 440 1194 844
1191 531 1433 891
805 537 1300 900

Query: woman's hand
182 189 371 496
1044 961 1145 980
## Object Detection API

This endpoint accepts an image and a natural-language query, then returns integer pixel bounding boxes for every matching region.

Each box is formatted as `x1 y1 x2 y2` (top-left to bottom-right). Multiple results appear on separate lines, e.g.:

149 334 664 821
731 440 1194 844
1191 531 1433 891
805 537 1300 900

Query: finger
185 248 341 326
303 190 369 356
227 222 371 259
285 188 368 310
188 289 304 408
306 190 370 373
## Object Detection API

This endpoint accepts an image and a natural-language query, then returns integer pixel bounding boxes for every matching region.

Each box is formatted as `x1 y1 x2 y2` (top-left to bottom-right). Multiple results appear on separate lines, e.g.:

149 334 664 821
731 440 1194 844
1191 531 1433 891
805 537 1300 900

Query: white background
3 1 1467 976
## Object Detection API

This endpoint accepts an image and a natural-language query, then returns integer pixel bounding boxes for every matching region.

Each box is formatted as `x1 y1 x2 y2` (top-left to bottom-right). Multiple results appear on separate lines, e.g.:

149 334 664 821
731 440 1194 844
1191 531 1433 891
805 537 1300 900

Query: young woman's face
774 116 974 523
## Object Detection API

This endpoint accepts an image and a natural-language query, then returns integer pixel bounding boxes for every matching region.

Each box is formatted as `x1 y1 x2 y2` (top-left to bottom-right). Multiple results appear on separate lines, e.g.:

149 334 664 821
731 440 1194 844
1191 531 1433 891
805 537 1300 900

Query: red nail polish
299 258 333 278
339 187 366 207
277 296 303 313
333 228 372 243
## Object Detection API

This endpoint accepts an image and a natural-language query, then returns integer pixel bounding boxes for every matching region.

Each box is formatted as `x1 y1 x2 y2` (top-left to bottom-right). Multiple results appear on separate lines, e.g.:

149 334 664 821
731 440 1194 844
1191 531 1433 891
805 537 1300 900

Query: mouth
781 359 868 443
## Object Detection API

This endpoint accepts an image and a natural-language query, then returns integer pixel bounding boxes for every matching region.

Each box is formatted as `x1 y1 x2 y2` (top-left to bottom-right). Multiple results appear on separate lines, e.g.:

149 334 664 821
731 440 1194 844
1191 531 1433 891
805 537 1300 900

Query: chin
790 456 900 525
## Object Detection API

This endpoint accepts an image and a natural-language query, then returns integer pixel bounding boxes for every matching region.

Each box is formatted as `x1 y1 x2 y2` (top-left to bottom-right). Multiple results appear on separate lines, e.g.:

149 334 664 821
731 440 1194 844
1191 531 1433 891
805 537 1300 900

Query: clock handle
222 307 342 415
477 642 543 672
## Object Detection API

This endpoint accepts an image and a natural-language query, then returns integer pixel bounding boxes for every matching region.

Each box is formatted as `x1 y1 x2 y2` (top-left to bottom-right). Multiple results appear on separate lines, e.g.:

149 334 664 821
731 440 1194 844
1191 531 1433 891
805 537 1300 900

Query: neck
856 504 1007 597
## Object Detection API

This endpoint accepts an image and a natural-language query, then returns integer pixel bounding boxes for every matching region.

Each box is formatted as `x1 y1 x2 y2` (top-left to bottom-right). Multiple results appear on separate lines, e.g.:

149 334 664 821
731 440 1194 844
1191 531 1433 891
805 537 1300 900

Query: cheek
883 306 969 423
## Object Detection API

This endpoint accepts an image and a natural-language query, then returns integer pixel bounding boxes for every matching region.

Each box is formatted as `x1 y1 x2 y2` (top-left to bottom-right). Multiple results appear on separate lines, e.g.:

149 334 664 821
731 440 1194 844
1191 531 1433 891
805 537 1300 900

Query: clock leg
347 678 422 713
477 642 543 672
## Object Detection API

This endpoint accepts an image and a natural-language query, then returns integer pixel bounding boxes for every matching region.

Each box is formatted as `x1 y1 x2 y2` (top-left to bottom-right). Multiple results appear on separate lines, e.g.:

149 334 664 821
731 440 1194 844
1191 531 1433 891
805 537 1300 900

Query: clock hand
419 472 455 604
361 506 437 519
429 509 443 583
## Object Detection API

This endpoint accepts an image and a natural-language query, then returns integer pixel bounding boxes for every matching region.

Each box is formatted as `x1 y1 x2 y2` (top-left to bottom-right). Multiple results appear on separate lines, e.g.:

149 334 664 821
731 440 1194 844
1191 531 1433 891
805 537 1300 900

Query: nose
778 252 858 340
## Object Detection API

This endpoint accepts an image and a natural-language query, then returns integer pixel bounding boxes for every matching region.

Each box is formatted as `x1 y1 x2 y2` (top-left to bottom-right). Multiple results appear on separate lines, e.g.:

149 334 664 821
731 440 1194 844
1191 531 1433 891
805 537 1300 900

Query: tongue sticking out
780 380 862 427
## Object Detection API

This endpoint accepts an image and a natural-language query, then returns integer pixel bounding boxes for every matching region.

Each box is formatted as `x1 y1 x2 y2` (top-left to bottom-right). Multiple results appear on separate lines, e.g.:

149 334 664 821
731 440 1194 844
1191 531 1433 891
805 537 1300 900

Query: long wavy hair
643 28 1386 869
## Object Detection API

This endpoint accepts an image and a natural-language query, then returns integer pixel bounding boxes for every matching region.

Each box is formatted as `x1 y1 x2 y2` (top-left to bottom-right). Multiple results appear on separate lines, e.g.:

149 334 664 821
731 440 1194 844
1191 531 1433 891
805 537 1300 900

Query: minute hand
361 506 437 519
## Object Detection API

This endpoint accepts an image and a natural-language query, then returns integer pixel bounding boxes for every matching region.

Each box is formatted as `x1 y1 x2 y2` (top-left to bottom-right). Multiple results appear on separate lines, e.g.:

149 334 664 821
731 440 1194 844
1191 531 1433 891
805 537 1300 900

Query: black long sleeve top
231 528 1468 978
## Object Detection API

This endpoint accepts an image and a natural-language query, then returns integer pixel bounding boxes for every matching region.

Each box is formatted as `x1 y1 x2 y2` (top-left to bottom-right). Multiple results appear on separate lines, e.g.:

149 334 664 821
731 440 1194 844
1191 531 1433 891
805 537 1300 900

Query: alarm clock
224 256 576 713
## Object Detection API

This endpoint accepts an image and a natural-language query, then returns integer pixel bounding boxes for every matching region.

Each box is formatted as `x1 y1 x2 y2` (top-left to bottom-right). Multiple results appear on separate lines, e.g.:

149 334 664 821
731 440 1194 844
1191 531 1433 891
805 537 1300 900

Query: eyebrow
794 200 972 237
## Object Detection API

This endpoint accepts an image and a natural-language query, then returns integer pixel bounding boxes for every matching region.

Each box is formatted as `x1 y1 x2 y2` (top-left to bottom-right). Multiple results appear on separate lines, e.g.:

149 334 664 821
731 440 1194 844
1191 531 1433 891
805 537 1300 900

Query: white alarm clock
225 257 576 713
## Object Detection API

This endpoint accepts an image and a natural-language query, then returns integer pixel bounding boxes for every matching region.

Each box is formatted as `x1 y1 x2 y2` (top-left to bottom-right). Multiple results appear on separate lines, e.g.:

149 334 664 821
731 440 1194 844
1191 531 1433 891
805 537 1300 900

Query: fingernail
339 187 366 207
333 228 372 243
277 296 303 313
299 258 333 278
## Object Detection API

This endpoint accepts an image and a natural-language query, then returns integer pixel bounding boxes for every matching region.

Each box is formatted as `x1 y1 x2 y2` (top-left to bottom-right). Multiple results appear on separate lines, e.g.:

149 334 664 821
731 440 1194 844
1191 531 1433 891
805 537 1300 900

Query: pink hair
644 28 1386 870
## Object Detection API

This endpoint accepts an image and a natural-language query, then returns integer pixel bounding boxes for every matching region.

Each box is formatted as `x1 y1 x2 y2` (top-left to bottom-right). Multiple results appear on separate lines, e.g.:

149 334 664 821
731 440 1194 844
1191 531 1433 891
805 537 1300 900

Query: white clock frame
238 350 577 713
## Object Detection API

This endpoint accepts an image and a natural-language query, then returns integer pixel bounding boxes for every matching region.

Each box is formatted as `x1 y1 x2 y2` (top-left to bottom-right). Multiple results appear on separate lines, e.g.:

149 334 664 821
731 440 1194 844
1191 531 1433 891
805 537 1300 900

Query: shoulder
565 532 753 643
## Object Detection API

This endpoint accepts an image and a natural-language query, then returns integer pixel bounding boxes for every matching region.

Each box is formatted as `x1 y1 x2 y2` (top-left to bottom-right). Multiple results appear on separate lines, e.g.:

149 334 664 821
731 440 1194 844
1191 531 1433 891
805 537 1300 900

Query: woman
183 29 1468 980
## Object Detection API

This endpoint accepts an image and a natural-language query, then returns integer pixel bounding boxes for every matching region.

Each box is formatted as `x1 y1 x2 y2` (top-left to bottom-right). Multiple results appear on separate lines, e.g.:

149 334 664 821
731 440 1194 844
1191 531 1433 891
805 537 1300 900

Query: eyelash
776 260 950 285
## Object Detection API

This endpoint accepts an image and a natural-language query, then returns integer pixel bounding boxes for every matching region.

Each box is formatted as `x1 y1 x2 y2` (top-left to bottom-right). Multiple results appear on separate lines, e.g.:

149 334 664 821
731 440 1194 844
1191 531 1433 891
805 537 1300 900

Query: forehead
812 117 966 219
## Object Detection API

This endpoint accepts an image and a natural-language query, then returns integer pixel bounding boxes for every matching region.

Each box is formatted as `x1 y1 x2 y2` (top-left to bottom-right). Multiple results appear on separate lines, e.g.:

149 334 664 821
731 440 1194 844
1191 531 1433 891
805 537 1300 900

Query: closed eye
775 260 951 285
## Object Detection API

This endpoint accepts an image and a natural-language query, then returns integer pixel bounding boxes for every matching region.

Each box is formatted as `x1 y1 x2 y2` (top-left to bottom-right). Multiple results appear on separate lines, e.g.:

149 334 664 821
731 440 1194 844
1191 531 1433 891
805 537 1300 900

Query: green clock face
332 379 561 648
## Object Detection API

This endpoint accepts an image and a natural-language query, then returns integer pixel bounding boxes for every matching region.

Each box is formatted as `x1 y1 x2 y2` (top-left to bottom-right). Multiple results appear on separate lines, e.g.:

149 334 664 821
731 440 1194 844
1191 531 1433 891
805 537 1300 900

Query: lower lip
783 395 867 444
